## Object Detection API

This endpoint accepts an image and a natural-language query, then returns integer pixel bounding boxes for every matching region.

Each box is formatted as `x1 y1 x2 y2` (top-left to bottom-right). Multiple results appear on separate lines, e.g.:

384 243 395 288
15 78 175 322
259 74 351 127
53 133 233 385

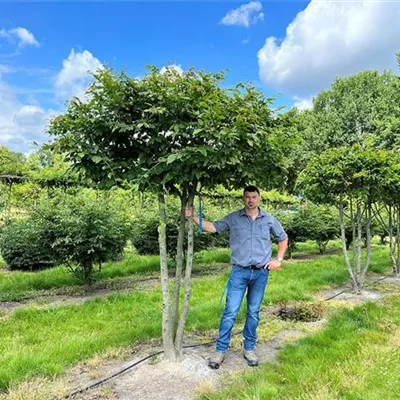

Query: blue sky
1 0 400 153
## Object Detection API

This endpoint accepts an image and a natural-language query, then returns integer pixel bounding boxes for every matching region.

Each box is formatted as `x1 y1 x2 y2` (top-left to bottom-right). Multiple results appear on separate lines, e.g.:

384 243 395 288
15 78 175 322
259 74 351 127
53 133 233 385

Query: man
186 185 288 369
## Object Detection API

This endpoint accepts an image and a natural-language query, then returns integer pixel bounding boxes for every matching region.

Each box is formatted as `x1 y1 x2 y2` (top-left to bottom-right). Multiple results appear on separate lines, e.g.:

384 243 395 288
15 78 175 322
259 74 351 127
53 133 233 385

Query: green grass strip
0 250 231 302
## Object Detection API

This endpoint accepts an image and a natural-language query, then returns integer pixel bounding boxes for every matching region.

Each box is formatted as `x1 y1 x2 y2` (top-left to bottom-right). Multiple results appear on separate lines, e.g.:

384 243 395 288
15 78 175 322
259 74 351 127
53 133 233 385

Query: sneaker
244 349 259 367
208 350 226 369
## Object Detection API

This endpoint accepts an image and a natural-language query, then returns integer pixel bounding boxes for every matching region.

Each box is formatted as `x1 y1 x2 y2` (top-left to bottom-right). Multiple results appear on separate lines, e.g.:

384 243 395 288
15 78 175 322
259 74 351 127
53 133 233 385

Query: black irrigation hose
61 350 163 399
59 274 394 399
321 274 391 302
60 340 218 399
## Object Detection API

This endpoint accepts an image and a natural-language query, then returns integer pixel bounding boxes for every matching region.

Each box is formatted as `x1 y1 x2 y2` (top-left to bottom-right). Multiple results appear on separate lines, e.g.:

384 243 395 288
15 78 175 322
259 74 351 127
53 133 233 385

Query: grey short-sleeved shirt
213 208 287 267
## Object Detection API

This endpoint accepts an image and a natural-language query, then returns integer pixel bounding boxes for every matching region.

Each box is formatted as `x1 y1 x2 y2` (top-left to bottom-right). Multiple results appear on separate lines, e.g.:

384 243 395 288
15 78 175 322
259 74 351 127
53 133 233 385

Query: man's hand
185 207 196 219
265 259 282 270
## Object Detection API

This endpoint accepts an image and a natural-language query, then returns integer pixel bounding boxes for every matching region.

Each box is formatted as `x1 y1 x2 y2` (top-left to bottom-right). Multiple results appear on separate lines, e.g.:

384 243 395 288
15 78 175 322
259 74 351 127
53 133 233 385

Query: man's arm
185 208 217 233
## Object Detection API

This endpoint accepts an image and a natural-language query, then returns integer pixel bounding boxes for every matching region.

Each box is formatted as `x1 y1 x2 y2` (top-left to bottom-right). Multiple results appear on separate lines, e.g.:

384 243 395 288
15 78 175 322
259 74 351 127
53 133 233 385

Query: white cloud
159 63 184 75
221 1 264 28
55 49 103 102
14 105 46 126
293 96 313 111
258 0 400 97
0 80 54 152
0 27 39 47
0 64 11 77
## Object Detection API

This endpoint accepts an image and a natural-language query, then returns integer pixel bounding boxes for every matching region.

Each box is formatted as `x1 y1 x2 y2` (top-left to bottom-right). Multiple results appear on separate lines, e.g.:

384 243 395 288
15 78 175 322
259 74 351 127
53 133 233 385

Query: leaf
166 154 179 164
91 155 103 164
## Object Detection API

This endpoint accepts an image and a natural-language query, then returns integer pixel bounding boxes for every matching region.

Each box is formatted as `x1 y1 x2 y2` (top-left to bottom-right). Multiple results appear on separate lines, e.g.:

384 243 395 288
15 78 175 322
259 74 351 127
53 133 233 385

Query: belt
238 264 263 270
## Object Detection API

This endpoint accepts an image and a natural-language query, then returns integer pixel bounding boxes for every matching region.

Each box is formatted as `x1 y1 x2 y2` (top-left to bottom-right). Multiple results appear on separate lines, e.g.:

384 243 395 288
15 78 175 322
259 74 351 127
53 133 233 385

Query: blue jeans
216 266 270 352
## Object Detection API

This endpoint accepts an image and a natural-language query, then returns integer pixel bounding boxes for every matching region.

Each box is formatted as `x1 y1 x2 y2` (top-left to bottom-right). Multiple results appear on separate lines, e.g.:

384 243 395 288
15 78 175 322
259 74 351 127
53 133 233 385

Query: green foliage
48 195 132 284
0 194 132 283
303 70 399 154
48 66 289 195
131 211 228 256
274 202 338 257
0 146 27 177
26 147 80 188
0 219 54 270
297 145 400 204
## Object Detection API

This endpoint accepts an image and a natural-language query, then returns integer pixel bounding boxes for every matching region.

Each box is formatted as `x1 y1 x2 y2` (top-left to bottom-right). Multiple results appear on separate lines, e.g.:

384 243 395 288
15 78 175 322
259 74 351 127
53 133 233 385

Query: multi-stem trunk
171 192 187 338
375 203 400 278
158 193 176 361
175 191 195 358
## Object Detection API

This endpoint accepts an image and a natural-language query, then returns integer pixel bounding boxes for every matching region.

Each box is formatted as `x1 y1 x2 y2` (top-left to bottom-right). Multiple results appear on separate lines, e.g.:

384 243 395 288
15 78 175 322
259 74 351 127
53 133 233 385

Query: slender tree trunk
158 193 177 361
339 197 356 288
396 206 400 277
350 197 357 270
354 200 362 293
361 201 372 287
171 191 187 339
388 205 397 275
175 191 195 358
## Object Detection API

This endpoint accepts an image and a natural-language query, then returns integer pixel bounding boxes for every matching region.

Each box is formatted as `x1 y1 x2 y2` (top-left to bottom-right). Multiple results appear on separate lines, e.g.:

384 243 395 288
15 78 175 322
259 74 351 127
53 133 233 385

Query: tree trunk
361 200 372 288
339 197 356 289
355 200 362 292
396 206 400 277
158 193 177 361
171 192 187 338
175 191 195 358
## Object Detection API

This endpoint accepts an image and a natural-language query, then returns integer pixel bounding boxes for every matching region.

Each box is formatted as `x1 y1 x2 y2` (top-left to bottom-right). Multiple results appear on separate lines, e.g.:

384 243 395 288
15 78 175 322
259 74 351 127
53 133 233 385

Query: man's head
243 185 260 211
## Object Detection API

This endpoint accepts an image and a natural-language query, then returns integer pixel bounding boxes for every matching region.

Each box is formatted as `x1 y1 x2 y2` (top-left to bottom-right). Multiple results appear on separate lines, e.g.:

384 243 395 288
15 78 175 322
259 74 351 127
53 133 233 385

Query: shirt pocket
258 223 271 240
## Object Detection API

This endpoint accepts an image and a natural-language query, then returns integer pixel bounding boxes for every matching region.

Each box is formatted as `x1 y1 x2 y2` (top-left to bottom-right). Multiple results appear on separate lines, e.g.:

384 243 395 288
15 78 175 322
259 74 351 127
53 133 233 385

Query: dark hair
243 185 260 195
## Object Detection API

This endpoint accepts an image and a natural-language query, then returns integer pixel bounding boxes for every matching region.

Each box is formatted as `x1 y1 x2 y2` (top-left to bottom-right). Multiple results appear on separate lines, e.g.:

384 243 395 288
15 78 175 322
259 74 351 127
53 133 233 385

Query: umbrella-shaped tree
48 66 289 360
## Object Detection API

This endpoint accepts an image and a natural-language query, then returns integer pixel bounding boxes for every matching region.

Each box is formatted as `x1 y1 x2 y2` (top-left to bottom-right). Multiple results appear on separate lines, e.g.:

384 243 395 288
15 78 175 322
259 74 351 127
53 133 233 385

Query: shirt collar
240 208 267 217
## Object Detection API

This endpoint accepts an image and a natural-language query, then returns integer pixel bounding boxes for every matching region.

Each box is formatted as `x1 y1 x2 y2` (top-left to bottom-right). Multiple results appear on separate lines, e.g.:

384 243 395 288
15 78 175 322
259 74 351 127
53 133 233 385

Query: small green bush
0 219 54 270
50 195 132 284
0 195 132 283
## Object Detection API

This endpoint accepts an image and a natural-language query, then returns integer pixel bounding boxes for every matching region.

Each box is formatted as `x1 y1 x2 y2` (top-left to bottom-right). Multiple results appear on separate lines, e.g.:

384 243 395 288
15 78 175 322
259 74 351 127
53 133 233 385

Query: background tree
302 70 398 155
298 145 396 293
376 159 400 277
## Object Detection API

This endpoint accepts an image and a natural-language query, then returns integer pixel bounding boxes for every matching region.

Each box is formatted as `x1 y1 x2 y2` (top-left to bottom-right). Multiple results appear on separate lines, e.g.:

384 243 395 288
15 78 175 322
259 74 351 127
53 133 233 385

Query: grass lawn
0 244 391 391
0 249 231 302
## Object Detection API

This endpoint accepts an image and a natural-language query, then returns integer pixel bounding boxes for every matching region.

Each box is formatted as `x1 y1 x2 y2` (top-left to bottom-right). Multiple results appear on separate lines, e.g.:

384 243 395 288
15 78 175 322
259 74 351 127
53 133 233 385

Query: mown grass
0 245 392 391
0 250 230 302
198 295 400 400
0 238 384 302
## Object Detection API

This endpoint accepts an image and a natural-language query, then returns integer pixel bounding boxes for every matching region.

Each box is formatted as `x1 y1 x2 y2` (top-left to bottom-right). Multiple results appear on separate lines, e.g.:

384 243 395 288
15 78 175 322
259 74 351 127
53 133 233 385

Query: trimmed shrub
0 195 132 283
50 195 132 284
0 219 54 270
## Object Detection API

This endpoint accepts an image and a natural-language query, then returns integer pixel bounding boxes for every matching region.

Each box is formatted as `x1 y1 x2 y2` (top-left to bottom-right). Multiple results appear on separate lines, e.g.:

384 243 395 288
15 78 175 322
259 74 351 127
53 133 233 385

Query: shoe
208 350 226 369
244 349 259 367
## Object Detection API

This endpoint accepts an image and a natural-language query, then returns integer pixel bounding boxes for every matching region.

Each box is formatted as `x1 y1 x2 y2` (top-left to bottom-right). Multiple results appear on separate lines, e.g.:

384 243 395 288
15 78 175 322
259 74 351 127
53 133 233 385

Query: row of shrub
0 194 229 282
0 194 132 283
1 192 388 281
